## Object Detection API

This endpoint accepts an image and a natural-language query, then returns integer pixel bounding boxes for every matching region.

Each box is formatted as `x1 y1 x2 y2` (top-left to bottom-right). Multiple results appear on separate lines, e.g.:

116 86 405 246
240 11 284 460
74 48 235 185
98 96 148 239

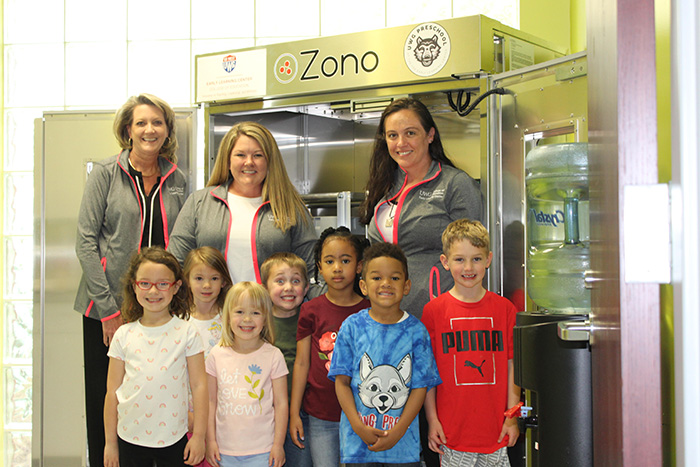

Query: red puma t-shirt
422 291 516 454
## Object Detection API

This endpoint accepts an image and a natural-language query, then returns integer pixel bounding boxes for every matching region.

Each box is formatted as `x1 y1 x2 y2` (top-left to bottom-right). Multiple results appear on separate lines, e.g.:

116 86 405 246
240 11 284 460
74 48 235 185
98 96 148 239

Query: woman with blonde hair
169 121 317 284
74 93 188 467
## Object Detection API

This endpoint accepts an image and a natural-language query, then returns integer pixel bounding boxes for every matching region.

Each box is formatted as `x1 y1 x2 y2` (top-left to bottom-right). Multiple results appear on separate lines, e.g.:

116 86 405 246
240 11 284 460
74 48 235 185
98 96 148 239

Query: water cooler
514 142 593 466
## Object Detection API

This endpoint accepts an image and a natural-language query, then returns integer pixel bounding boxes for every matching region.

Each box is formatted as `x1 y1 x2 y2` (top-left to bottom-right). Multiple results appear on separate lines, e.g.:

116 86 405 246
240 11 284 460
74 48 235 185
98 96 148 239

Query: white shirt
108 316 203 447
226 192 262 283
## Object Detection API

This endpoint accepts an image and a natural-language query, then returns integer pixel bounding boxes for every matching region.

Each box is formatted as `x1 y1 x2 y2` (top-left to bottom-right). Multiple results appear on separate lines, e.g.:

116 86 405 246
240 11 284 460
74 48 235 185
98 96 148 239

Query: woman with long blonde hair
168 121 317 284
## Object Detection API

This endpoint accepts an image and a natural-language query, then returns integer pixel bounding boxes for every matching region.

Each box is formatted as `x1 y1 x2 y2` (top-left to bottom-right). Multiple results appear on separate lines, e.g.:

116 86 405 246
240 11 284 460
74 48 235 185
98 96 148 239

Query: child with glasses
104 247 207 467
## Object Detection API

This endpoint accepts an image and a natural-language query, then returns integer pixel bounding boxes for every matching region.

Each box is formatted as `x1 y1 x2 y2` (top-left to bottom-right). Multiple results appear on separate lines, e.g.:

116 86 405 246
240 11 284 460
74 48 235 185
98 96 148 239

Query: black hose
447 87 513 117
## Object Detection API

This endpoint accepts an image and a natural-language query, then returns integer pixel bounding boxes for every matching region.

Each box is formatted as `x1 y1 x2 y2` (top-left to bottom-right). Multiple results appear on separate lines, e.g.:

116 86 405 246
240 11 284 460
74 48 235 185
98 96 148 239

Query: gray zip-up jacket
167 178 318 282
367 161 483 318
74 150 188 321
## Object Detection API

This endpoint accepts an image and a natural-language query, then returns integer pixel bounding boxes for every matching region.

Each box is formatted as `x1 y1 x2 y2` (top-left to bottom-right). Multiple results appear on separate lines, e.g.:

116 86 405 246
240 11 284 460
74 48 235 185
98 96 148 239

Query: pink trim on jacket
101 310 122 322
429 265 442 301
372 162 444 244
85 257 108 318
159 164 178 248
117 158 146 251
251 201 271 284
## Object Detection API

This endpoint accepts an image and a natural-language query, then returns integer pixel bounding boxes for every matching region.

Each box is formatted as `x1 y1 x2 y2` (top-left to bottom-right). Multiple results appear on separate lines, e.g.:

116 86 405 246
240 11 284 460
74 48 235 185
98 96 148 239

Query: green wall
520 0 587 53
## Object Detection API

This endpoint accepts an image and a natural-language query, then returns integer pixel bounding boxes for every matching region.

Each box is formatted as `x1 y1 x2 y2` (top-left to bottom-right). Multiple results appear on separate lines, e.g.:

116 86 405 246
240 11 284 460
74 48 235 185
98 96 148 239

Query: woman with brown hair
359 98 482 319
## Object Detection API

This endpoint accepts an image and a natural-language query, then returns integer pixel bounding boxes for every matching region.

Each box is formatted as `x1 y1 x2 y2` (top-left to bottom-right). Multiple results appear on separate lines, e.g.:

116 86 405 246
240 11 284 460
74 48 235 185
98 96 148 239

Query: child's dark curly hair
313 226 370 296
121 247 189 322
361 242 409 279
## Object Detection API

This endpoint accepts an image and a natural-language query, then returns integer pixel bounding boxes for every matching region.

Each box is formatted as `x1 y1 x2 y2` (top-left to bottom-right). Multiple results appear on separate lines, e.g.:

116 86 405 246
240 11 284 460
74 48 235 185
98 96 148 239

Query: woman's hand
102 315 123 346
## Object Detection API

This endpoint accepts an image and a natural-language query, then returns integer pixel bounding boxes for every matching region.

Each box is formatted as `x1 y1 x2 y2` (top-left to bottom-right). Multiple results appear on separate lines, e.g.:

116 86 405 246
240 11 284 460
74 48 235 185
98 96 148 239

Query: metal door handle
557 320 591 341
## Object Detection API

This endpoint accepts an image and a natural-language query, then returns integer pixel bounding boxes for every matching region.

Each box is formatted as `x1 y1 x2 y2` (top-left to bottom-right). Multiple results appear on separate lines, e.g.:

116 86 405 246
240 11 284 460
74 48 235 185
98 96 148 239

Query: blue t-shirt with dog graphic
328 308 441 464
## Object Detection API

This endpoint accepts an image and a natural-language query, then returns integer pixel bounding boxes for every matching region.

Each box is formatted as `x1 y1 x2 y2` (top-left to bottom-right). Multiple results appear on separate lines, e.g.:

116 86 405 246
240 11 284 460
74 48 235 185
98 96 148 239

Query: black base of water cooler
514 313 593 467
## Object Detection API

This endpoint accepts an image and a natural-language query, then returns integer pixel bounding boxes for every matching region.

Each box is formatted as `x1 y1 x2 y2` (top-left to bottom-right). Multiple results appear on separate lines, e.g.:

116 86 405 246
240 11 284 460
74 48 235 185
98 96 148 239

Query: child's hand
206 439 221 467
104 441 120 467
354 424 388 448
289 414 306 449
498 417 520 447
427 418 447 454
183 434 205 466
368 426 404 452
269 443 286 466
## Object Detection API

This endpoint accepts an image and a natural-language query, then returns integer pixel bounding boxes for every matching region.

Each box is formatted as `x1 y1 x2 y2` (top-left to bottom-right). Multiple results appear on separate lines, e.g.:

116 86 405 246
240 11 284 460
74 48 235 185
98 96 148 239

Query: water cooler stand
513 313 592 466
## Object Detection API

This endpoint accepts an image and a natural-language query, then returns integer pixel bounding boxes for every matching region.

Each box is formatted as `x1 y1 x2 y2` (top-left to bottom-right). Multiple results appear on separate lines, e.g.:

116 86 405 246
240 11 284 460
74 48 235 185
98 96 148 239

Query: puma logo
464 359 487 377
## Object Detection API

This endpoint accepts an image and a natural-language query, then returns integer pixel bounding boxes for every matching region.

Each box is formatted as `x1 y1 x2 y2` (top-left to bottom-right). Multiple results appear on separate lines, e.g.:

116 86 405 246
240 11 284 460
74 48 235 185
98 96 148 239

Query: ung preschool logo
403 22 451 77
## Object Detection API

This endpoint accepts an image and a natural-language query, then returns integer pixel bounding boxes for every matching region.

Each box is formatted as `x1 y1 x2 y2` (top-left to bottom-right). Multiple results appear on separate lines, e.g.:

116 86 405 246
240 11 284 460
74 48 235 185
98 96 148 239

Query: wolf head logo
414 35 441 67
357 353 412 414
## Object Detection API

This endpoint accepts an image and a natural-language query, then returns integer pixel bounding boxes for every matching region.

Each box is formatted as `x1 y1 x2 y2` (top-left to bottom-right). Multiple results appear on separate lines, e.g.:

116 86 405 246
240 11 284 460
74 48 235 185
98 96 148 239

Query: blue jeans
285 409 313 467
307 412 340 467
219 452 270 467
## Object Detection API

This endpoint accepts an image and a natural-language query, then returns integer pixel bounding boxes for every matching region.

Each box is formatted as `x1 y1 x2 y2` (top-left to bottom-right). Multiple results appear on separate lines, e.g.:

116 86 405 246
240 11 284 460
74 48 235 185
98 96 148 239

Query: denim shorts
219 452 270 467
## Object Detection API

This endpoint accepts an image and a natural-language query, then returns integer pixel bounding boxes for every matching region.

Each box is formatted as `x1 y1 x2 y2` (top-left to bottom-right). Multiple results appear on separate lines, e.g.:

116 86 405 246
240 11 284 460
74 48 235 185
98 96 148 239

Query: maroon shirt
297 294 370 421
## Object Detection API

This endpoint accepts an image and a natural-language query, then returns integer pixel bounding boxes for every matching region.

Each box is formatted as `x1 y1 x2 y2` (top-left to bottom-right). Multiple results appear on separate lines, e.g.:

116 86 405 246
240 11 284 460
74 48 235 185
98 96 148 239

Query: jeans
285 409 313 467
307 412 340 467
219 452 270 467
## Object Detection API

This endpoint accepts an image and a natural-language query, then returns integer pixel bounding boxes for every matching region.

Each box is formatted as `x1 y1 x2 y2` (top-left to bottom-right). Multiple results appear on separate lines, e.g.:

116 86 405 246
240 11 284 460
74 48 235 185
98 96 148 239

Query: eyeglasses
134 280 177 291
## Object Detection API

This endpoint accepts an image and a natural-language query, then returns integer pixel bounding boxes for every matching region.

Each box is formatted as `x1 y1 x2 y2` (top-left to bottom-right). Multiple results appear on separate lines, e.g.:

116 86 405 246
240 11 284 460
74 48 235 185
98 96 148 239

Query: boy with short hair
261 252 312 467
329 242 442 466
422 219 520 466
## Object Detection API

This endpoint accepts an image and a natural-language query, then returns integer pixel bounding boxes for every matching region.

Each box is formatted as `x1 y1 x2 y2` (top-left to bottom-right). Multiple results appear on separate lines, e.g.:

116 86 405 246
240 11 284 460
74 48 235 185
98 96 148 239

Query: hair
183 246 233 310
361 242 409 280
314 226 369 296
441 218 491 256
220 281 275 347
121 247 189 322
207 121 310 232
260 252 309 288
113 93 179 162
359 98 455 224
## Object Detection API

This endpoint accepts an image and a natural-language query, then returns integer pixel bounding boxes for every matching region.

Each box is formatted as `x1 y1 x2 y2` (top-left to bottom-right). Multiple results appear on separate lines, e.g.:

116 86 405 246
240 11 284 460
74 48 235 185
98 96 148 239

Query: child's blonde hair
183 246 233 310
121 247 189 322
220 282 275 347
260 252 309 288
441 218 491 256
